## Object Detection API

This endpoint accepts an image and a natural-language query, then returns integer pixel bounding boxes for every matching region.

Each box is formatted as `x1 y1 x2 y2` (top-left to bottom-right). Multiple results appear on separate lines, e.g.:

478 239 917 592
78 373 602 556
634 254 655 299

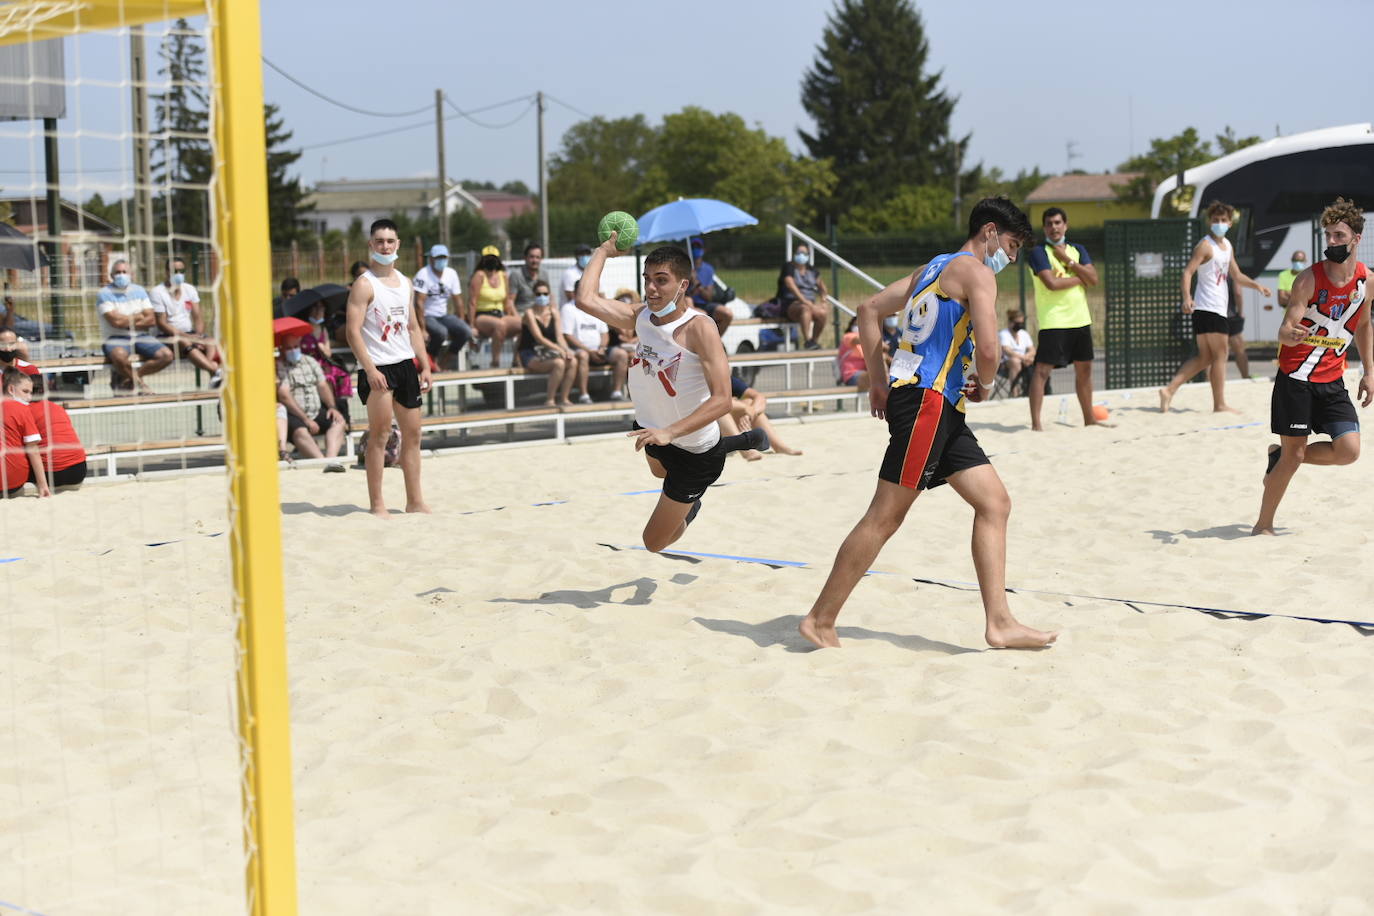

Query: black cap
574 243 593 254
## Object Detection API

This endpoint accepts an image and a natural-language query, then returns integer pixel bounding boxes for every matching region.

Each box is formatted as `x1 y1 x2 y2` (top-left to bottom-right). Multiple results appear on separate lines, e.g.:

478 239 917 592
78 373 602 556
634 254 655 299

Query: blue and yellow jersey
889 251 976 410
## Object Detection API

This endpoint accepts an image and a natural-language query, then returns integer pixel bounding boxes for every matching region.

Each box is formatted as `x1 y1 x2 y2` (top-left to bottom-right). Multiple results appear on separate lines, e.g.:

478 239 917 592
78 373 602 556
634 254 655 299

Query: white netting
0 4 245 914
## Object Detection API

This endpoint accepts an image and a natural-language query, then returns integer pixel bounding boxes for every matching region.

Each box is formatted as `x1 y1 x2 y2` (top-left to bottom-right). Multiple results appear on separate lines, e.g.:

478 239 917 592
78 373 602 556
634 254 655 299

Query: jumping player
575 233 766 552
799 198 1058 650
1253 197 1371 536
1160 201 1271 413
345 218 433 518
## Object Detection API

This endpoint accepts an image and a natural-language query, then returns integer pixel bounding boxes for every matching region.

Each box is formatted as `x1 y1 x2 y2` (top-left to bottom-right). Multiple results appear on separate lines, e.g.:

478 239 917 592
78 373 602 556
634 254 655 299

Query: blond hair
1320 197 1364 236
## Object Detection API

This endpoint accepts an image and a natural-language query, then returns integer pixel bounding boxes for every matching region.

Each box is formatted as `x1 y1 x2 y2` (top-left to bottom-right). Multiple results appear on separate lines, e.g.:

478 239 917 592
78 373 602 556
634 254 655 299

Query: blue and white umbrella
636 197 758 243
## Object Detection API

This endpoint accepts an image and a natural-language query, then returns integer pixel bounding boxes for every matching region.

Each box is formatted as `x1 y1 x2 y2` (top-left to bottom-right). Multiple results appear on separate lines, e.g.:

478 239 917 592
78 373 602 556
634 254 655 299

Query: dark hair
1321 197 1365 235
477 253 504 273
1204 200 1233 222
523 242 543 257
967 196 1033 244
532 278 550 294
1041 207 1067 225
349 260 368 279
281 277 300 295
2 367 27 394
369 218 399 236
643 245 692 282
167 254 186 271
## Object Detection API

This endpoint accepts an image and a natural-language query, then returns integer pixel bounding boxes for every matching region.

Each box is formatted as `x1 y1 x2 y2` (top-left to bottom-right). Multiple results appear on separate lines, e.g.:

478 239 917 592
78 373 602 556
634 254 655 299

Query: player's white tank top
1194 237 1231 316
360 268 415 365
628 306 720 454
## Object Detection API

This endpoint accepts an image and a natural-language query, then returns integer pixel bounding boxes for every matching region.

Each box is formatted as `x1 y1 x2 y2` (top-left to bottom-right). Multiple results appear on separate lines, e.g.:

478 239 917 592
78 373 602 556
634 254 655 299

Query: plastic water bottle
1057 396 1069 423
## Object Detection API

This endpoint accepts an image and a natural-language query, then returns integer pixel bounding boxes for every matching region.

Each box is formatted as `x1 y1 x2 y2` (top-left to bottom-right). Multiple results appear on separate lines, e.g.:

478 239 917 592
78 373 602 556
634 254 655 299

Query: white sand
4 374 1374 914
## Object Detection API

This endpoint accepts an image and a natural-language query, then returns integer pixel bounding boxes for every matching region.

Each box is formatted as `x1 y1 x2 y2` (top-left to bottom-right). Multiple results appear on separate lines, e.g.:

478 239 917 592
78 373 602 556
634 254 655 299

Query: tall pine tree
265 102 311 244
151 18 212 246
800 0 966 221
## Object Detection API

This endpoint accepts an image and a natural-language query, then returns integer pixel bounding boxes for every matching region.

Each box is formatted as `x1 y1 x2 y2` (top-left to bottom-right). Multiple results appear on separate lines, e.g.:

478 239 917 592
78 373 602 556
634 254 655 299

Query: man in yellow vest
1027 207 1101 430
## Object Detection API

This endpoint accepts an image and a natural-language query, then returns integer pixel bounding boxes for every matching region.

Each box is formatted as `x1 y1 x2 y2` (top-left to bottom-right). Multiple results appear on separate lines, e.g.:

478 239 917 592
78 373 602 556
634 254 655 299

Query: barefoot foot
776 446 804 456
799 615 841 649
1214 405 1241 414
405 502 432 514
369 506 392 520
985 620 1058 649
1251 525 1277 536
1158 387 1173 413
740 449 763 461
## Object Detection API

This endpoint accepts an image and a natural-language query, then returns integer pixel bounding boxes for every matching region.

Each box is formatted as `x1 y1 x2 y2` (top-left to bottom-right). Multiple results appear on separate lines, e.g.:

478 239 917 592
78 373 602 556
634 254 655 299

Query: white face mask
650 281 686 318
983 229 1010 274
371 249 399 265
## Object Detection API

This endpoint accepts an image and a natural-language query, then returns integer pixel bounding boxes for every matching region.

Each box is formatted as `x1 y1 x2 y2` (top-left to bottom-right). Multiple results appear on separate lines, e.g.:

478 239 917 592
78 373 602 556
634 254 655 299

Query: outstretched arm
576 235 639 331
1228 254 1272 297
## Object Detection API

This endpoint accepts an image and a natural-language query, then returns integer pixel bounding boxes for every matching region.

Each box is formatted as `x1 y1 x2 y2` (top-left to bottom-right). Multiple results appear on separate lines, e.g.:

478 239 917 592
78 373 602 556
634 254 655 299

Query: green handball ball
597 210 639 250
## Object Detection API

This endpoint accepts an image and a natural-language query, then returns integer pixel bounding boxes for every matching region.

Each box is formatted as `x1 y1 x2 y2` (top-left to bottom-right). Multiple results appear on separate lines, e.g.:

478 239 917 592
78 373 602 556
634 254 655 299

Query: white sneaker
609 390 625 401
576 394 593 404
209 368 225 389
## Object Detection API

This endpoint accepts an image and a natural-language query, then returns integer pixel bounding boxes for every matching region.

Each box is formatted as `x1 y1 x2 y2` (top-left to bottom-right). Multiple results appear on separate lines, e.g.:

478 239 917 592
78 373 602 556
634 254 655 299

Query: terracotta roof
469 190 534 222
1025 173 1143 203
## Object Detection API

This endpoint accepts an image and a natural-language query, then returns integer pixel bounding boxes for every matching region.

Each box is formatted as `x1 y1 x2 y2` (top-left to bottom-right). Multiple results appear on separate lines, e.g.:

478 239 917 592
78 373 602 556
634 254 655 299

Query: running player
1159 201 1271 413
799 198 1058 650
575 233 766 552
345 218 433 519
1253 197 1371 536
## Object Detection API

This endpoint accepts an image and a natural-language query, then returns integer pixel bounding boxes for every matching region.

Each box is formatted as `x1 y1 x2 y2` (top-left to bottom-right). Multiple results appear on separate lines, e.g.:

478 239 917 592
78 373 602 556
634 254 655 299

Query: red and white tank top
627 307 720 454
359 268 415 366
1193 237 1231 316
1278 261 1368 383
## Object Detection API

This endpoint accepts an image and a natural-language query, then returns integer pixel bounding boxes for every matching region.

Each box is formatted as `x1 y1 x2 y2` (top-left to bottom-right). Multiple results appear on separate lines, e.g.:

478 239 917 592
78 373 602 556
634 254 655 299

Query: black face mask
1011 323 1025 332
0 349 15 362
1324 242 1353 264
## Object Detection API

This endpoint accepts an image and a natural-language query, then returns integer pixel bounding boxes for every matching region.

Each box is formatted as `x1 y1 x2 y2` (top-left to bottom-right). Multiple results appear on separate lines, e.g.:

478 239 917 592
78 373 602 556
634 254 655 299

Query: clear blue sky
1 0 1371 203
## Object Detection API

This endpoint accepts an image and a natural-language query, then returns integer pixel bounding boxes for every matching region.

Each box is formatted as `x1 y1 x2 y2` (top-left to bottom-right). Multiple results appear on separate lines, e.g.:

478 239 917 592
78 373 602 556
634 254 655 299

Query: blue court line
601 543 1374 630
0 899 51 916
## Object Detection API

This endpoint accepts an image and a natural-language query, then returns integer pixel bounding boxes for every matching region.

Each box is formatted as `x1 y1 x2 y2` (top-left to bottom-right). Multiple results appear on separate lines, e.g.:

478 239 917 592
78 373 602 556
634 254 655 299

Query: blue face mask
1291 260 1305 272
432 258 447 273
577 255 591 269
170 272 185 286
984 231 1010 274
284 348 302 364
534 294 550 307
371 249 398 265
650 282 686 318
794 252 810 265
1210 222 1229 238
112 273 130 289
308 316 325 326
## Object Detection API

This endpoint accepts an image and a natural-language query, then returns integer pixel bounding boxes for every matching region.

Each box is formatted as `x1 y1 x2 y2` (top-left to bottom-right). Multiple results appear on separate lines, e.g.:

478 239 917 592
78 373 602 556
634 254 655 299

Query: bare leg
610 347 628 394
136 347 174 391
1199 332 1237 412
945 464 1058 648
363 393 395 518
574 349 590 398
1029 363 1051 430
107 347 135 390
1250 433 1357 534
720 409 761 461
394 404 428 513
1160 346 1208 412
810 303 829 345
642 491 697 552
290 426 324 459
801 480 917 648
788 303 813 343
1074 360 1096 425
754 412 801 455
324 418 345 458
1230 334 1251 378
557 355 575 405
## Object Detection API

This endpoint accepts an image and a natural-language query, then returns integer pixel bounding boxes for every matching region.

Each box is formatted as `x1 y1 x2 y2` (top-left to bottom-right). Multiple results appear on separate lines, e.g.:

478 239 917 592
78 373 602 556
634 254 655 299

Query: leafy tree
799 0 965 220
844 184 951 234
1215 125 1262 156
449 206 494 252
150 18 211 244
504 203 601 255
547 115 658 214
1115 126 1261 209
265 102 311 245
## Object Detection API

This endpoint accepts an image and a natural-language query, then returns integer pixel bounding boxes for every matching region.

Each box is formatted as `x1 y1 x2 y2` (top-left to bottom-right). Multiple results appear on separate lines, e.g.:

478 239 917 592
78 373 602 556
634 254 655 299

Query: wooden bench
87 435 227 476
62 390 221 415
343 401 638 456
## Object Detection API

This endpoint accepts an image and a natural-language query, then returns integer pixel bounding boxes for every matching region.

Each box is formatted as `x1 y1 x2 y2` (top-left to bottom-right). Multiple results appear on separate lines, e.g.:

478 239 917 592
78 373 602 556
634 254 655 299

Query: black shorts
357 359 422 410
1270 372 1359 439
1191 310 1229 336
878 386 990 491
1227 314 1244 336
1035 325 1093 367
636 424 728 504
286 406 334 437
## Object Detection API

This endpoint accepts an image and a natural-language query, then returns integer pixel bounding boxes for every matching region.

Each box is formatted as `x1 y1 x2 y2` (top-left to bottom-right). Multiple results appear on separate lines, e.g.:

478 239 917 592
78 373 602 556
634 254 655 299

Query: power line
262 57 431 118
544 93 592 120
442 93 536 129
299 98 536 153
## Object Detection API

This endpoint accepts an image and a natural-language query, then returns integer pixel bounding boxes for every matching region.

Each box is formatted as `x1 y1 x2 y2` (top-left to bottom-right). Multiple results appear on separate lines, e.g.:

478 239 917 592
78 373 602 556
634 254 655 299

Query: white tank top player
360 268 415 366
1193 236 1232 316
629 307 720 453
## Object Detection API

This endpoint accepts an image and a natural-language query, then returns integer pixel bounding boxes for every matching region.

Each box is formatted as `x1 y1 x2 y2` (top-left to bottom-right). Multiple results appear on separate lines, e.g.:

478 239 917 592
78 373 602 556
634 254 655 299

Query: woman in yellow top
467 245 522 367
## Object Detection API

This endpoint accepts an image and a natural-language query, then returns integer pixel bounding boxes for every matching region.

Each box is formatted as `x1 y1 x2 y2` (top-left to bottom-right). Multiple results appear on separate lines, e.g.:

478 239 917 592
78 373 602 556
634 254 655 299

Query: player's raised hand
598 231 629 257
629 426 672 450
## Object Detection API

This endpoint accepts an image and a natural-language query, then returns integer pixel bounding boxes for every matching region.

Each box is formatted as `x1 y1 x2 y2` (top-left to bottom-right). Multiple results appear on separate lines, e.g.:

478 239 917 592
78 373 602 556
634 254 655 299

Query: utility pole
43 116 62 328
537 90 548 255
435 88 449 247
129 26 154 282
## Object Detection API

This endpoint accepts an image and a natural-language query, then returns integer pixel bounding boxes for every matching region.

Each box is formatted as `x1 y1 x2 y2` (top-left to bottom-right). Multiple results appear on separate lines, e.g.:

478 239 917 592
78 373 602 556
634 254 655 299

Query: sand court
4 374 1374 913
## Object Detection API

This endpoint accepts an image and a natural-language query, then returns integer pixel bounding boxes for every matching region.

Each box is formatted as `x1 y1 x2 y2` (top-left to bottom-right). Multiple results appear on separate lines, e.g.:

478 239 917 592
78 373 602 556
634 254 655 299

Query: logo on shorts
1289 423 1307 429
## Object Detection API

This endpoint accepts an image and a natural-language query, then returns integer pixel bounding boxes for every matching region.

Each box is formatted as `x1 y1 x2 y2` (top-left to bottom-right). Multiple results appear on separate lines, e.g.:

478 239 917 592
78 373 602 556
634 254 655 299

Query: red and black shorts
878 386 989 491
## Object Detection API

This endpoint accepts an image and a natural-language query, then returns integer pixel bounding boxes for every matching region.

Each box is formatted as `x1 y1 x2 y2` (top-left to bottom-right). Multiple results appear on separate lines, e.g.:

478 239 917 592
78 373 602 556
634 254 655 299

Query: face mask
576 255 591 269
1291 260 1306 272
1324 242 1353 264
170 272 184 286
882 316 899 331
533 294 550 306
983 230 1009 274
308 316 324 326
650 282 686 318
11 392 30 405
283 348 302 364
432 258 448 272
692 249 704 260
0 348 15 362
113 273 130 289
1210 223 1229 238
371 249 398 265
1012 322 1025 332
794 252 810 265
1047 232 1065 245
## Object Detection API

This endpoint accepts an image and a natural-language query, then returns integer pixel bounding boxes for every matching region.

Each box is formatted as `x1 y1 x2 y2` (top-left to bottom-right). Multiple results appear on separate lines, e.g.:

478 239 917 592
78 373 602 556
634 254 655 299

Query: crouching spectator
838 319 870 391
998 308 1035 397
1 368 50 497
275 320 347 471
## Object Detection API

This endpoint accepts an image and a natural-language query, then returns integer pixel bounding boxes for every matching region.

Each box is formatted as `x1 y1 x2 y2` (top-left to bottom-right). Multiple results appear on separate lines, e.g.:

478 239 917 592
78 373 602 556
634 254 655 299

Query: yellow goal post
0 2 296 914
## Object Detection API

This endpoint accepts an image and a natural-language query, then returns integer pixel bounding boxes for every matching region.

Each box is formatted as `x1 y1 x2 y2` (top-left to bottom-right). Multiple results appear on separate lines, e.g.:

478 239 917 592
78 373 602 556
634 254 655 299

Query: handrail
785 224 887 293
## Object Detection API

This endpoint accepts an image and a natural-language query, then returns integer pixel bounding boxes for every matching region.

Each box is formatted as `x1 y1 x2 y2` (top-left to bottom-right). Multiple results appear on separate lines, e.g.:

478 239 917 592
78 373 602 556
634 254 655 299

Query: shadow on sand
280 501 372 517
693 613 978 655
1148 524 1267 544
492 573 698 610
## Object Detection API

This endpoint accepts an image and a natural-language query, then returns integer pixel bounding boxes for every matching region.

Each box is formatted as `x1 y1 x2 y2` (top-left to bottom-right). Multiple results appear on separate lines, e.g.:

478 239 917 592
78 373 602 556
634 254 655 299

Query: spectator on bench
838 318 870 392
1 367 50 498
97 259 173 395
561 282 629 402
0 330 40 377
779 242 830 350
413 243 472 371
998 308 1035 397
273 276 300 319
517 279 575 408
299 299 354 426
469 246 521 368
275 320 347 471
609 288 641 355
689 237 734 336
0 285 31 360
151 255 224 388
25 373 86 491
717 374 803 461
